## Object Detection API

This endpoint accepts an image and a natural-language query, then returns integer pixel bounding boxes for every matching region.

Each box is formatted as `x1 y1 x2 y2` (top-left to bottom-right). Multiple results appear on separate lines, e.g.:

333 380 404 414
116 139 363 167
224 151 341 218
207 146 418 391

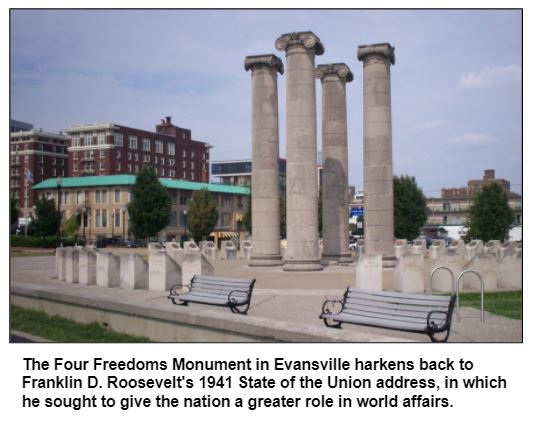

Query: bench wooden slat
193 275 254 285
326 312 429 332
345 297 449 313
347 292 450 308
191 282 250 291
347 288 450 303
338 309 446 326
343 302 448 320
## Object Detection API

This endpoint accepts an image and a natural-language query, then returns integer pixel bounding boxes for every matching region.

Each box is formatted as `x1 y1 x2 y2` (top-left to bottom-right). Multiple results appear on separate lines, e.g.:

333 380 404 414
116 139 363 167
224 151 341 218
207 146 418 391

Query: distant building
426 169 522 227
10 129 69 218
32 175 250 243
10 119 33 133
211 158 287 191
65 117 211 182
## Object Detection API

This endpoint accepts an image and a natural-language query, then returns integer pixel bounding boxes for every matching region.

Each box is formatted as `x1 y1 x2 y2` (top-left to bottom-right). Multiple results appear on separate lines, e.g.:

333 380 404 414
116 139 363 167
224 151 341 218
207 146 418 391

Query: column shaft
276 31 324 271
317 63 353 265
358 43 396 258
245 55 283 266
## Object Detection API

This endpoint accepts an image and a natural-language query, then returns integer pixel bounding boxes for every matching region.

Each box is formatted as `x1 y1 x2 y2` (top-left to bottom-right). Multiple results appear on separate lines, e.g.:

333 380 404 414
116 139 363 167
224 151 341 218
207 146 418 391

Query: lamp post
183 209 188 244
56 176 62 247
82 207 87 241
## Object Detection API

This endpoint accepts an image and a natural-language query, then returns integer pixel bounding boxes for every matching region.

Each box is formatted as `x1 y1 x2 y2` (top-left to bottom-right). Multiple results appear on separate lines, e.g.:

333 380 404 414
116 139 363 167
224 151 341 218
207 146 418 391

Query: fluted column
357 43 396 258
244 54 284 266
316 63 353 265
276 31 324 271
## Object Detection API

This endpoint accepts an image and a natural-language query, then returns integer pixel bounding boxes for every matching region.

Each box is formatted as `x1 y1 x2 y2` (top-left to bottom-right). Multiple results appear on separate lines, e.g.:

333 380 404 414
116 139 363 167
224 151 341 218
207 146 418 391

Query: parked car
349 236 358 251
425 236 453 248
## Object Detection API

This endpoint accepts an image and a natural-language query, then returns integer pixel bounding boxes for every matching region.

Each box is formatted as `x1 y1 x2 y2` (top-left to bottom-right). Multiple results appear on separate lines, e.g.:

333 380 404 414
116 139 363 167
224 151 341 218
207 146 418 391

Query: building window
160 157 165 165
76 191 82 204
100 149 105 157
134 165 139 173
170 169 175 178
168 143 175 155
98 132 106 145
191 151 195 158
221 213 230 228
155 140 163 154
116 150 121 159
64 191 70 205
100 161 105 171
169 158 175 166
128 164 132 172
443 203 451 212
114 209 121 228
95 190 101 204
127 152 132 161
154 156 158 164
160 168 165 176
143 138 151 151
182 150 186 158
222 195 231 208
128 136 138 149
190 172 195 180
168 211 177 227
115 133 124 146
443 215 448 225
84 134 92 146
179 195 189 206
182 160 186 168
182 171 186 179
144 155 150 163
72 134 80 147
134 153 139 161
182 133 186 140
191 162 195 170
73 163 78 172
117 163 121 171
95 209 107 228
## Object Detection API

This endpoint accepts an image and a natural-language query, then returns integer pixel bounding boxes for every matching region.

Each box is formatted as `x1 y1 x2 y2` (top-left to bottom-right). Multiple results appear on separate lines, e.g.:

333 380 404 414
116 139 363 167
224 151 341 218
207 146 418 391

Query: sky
9 9 522 197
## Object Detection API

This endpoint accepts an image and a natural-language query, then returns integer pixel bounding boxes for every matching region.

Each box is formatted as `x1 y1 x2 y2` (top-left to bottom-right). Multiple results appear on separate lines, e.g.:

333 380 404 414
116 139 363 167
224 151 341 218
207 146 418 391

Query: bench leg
323 319 342 329
230 302 250 315
428 328 451 343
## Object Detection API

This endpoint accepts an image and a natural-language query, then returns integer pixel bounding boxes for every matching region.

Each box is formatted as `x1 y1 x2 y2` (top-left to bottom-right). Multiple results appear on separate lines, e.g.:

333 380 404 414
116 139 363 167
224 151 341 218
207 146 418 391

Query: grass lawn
10 248 55 257
457 290 522 320
11 305 150 342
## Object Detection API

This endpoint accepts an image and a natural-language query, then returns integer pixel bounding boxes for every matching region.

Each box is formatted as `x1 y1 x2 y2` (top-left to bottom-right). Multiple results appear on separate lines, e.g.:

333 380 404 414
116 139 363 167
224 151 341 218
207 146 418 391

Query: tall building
427 169 522 227
211 158 287 191
10 129 69 218
65 117 211 182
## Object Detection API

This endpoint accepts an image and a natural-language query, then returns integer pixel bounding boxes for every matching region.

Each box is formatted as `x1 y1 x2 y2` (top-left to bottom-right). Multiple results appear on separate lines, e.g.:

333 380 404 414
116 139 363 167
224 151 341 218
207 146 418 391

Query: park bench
168 275 256 314
319 288 456 342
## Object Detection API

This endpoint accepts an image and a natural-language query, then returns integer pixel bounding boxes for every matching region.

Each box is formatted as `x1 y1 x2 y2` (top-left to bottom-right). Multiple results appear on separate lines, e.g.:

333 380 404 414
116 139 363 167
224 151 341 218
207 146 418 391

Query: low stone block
203 241 218 260
148 242 181 291
394 253 425 293
411 239 426 256
462 253 497 292
464 239 483 262
483 240 500 254
64 247 80 284
120 253 148 290
55 247 66 281
221 241 237 260
429 239 445 260
96 250 120 288
447 239 465 256
394 239 407 259
355 254 382 291
241 240 252 260
78 246 97 286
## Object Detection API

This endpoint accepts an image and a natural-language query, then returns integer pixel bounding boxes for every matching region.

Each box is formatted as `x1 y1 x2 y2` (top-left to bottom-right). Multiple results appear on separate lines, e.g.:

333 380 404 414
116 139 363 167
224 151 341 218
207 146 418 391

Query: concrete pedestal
464 240 483 262
120 253 148 290
78 246 97 286
245 54 284 267
65 247 80 284
276 31 324 272
55 247 66 281
202 241 218 260
148 243 181 291
394 253 425 293
357 43 396 258
241 240 253 260
394 239 407 259
221 241 237 260
96 250 120 288
355 254 383 291
462 253 498 291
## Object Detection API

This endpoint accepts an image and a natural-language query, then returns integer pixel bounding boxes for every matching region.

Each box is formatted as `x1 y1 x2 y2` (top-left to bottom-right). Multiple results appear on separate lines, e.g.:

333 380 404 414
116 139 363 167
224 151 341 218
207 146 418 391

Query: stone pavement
10 254 522 343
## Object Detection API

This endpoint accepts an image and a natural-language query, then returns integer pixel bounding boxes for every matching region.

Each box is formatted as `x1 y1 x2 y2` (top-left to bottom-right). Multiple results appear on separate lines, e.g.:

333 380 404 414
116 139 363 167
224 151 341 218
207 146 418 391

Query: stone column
244 54 284 267
357 43 396 259
316 63 353 265
276 31 324 271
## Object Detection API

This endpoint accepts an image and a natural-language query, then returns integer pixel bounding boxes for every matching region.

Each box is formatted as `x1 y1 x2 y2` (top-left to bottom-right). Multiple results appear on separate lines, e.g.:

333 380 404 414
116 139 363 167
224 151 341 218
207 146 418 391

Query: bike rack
456 269 484 323
430 266 455 295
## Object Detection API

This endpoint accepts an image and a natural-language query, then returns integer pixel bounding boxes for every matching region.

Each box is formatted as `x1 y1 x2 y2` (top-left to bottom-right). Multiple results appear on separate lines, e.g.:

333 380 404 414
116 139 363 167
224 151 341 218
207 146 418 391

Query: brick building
65 117 210 182
10 129 69 218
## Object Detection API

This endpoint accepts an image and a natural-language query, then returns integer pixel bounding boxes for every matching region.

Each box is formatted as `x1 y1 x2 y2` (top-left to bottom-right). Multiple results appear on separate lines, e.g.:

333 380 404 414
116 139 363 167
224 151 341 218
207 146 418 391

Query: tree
279 192 286 239
465 183 515 242
393 175 429 240
318 186 323 238
33 197 59 238
187 188 218 243
241 190 252 233
64 214 80 242
127 166 171 243
10 197 19 225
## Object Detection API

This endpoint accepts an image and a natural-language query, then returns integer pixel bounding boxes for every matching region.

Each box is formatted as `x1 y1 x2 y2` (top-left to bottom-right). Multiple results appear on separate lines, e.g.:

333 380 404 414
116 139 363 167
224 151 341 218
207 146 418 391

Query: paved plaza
10 252 522 343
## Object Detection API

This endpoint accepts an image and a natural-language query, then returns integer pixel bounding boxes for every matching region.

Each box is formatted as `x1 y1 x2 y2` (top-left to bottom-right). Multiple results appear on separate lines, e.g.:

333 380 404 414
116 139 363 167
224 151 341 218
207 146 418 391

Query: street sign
350 206 364 217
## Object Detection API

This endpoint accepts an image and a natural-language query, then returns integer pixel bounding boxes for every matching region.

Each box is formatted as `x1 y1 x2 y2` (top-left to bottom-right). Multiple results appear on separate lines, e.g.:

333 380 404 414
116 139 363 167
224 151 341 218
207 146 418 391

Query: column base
283 259 323 272
248 255 283 267
321 253 354 266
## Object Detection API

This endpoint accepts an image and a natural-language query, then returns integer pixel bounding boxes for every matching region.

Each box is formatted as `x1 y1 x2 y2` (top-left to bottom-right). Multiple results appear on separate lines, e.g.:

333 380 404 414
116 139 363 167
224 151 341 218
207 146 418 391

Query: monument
316 63 353 265
276 31 324 271
244 54 284 267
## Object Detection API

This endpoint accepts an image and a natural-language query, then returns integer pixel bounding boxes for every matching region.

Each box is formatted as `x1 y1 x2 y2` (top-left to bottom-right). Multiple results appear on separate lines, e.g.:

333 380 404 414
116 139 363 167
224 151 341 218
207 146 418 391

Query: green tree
393 175 429 240
64 214 80 241
318 187 323 238
242 191 252 233
279 192 286 239
187 188 218 243
127 166 171 243
465 183 515 242
10 197 19 225
33 197 59 238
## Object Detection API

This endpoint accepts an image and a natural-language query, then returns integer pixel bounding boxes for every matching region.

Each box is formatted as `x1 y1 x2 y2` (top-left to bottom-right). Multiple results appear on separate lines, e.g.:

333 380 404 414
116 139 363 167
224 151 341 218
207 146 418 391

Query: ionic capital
244 54 284 74
275 31 325 56
315 63 354 83
357 43 395 65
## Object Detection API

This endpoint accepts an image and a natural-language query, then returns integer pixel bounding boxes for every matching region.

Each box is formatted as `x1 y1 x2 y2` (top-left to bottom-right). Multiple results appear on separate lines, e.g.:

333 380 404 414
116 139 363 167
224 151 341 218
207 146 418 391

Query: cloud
450 133 496 145
458 65 521 89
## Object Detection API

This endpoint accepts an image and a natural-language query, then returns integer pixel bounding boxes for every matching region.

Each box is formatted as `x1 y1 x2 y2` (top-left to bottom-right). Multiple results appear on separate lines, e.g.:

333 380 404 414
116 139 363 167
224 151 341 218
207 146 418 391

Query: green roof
32 175 250 195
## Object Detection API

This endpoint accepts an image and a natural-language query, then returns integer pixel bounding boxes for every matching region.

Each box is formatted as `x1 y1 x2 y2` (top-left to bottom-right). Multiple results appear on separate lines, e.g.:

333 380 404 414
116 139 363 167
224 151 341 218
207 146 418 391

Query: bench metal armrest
168 284 190 304
228 289 250 304
321 299 344 316
426 310 449 332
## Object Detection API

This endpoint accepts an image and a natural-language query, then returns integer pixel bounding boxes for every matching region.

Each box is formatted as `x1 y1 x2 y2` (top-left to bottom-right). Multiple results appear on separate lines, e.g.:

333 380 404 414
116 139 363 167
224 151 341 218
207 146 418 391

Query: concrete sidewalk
9 255 522 343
